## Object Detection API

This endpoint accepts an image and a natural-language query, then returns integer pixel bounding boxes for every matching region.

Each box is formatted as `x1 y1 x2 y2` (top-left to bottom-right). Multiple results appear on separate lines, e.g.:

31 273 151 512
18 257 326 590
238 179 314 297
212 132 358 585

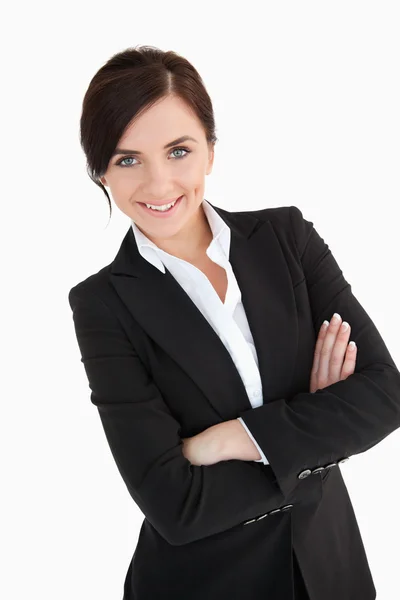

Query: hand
181 424 225 466
310 313 357 393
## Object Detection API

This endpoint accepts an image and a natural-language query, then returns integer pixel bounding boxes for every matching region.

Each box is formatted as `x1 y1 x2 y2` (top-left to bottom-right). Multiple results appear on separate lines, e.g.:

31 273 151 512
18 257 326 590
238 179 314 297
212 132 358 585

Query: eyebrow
111 135 199 157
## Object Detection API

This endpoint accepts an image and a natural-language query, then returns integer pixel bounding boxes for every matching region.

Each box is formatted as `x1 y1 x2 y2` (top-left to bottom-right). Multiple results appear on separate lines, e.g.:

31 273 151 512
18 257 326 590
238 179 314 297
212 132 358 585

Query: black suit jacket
68 203 400 600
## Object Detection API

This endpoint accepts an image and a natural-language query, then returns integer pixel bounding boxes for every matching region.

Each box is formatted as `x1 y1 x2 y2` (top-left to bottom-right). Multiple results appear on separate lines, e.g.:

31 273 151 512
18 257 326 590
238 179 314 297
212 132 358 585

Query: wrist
218 419 262 462
217 420 244 462
202 421 231 463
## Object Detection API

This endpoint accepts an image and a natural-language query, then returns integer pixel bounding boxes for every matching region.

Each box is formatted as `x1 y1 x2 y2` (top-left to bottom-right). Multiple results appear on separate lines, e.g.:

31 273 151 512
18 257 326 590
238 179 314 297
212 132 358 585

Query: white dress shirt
130 198 269 465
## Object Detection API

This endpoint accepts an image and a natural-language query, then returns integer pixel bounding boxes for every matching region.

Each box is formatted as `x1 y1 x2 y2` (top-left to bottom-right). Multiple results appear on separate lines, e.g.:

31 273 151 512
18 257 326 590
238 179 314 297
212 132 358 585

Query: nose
142 162 174 191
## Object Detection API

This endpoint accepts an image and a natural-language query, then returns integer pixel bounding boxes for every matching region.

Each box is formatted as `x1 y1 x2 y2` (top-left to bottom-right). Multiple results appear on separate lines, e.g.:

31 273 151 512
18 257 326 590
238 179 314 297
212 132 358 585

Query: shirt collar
130 199 231 273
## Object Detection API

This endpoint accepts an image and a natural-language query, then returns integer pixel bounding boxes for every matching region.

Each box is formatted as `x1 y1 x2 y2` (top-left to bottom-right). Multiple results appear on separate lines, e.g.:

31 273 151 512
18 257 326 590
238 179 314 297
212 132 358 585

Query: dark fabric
69 203 395 599
123 549 310 599
293 550 310 600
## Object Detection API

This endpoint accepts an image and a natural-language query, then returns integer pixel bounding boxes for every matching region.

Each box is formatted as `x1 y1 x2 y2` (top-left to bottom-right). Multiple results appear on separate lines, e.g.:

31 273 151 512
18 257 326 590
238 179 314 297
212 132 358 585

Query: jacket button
324 462 337 470
311 467 325 475
256 513 269 521
338 457 349 464
298 469 312 479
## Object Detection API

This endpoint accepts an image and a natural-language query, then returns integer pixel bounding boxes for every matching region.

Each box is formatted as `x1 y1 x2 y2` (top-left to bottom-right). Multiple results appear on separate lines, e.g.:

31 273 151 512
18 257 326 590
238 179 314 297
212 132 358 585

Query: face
100 94 215 253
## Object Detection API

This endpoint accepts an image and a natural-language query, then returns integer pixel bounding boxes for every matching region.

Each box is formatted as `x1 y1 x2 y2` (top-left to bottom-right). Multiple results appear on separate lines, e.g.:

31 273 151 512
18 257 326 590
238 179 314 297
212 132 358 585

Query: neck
144 203 213 262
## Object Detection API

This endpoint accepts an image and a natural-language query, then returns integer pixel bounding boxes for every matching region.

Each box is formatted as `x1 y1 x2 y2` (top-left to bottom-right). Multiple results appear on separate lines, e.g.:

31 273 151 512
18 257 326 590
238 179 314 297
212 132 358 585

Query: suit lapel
109 202 298 421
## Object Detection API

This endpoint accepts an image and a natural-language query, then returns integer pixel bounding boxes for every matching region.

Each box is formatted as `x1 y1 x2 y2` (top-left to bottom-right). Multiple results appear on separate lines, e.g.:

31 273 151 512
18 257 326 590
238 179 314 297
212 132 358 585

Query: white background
2 1 399 598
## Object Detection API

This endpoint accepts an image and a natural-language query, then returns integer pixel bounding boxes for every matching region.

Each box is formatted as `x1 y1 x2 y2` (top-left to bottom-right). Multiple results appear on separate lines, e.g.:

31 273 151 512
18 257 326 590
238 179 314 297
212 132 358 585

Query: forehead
118 95 202 148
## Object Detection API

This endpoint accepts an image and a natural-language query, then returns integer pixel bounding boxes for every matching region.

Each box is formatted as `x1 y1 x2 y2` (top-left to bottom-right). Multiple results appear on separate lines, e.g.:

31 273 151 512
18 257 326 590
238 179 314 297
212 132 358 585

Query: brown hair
79 45 219 220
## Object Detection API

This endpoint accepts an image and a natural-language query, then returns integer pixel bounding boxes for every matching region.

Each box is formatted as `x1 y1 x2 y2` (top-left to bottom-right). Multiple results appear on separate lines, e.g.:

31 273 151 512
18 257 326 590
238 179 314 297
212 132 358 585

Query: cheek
181 160 207 180
113 177 139 198
185 170 207 192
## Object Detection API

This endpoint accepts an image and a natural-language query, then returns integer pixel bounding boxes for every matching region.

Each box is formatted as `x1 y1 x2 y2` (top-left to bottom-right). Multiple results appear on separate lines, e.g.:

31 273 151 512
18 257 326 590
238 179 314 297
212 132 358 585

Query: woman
69 45 400 599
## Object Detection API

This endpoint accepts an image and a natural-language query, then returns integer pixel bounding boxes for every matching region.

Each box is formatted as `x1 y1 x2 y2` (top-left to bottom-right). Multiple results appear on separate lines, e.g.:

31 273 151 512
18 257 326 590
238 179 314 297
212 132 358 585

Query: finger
340 341 357 380
318 313 350 387
311 320 329 375
310 321 330 392
318 313 343 384
328 321 351 382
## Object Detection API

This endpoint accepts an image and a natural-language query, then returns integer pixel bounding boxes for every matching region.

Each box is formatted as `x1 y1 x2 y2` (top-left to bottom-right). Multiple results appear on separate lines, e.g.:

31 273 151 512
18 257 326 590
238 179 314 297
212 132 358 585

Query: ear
100 176 108 187
206 146 215 176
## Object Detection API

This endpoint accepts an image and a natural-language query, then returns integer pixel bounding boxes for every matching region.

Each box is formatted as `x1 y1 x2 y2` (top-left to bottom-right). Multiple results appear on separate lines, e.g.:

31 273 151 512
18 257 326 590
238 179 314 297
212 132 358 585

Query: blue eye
116 146 191 168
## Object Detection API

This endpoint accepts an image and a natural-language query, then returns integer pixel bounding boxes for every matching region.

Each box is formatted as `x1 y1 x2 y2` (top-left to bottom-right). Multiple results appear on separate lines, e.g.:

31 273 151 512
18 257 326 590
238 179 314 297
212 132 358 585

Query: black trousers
293 550 310 600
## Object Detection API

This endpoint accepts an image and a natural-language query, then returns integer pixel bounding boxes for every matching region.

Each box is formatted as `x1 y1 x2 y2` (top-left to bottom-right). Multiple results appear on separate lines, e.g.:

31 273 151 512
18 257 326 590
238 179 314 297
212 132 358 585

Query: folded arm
232 206 400 498
69 287 310 546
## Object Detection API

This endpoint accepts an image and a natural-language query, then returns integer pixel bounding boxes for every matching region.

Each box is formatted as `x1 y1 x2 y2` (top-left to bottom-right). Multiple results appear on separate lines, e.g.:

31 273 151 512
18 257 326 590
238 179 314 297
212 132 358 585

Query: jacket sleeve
68 287 306 546
238 205 400 499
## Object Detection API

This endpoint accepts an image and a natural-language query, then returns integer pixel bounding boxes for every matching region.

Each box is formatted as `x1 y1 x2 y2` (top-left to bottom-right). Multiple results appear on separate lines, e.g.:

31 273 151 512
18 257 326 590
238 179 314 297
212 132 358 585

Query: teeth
145 198 178 211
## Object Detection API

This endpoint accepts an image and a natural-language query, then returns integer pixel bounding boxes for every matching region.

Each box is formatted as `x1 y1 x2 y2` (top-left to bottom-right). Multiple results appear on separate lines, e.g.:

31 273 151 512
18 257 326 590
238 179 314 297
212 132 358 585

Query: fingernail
322 320 329 328
332 313 341 322
341 322 349 331
349 341 356 351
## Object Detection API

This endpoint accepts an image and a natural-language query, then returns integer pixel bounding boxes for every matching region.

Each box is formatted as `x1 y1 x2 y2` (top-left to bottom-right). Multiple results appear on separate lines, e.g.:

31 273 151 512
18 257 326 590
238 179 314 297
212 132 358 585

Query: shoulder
244 204 314 257
68 263 112 307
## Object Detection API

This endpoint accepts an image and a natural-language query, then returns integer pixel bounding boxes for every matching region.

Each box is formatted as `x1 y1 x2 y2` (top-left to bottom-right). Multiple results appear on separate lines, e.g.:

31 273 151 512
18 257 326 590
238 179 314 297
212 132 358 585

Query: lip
138 195 184 218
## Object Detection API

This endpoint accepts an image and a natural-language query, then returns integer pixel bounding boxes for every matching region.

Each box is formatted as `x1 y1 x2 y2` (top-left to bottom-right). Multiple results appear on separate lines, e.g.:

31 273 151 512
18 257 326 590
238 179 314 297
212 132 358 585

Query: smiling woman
79 46 218 259
70 44 395 600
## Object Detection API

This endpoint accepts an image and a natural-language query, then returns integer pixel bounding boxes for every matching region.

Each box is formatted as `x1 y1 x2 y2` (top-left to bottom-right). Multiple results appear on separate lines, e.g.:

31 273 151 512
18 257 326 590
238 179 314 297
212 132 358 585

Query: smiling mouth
137 195 184 215
139 195 182 207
